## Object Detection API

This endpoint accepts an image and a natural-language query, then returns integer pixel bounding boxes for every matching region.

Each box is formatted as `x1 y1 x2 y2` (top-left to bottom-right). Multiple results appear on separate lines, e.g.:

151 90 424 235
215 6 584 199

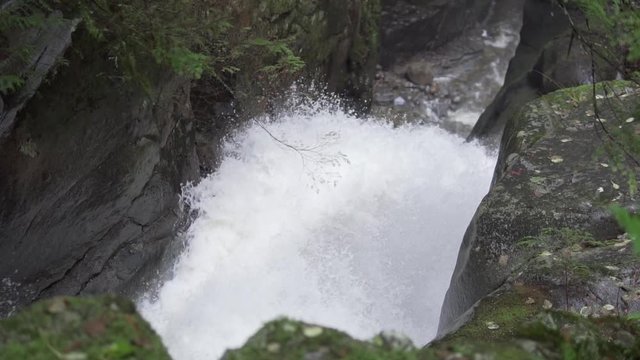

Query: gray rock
439 82 640 337
380 0 494 67
406 61 434 86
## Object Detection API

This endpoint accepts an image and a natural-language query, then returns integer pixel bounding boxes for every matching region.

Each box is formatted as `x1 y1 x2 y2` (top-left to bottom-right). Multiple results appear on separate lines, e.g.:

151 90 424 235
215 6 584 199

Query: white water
140 101 496 360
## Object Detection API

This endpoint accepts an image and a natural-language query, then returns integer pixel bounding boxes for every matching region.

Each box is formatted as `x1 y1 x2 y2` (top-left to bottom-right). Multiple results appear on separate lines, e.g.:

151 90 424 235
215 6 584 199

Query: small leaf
611 180 620 190
485 321 500 330
303 326 323 338
550 155 564 163
530 176 545 184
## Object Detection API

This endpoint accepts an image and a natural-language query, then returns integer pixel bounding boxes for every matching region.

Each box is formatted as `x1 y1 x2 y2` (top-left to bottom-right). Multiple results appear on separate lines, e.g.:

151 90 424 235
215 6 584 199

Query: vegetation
0 0 306 95
0 296 170 359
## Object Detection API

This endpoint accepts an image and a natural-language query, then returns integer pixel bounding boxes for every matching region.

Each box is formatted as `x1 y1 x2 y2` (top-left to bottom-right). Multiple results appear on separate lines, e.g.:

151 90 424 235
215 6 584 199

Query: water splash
140 102 496 360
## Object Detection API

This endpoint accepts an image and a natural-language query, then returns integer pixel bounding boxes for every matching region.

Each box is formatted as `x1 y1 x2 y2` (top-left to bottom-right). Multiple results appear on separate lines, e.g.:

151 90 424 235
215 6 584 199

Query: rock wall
0 31 200 315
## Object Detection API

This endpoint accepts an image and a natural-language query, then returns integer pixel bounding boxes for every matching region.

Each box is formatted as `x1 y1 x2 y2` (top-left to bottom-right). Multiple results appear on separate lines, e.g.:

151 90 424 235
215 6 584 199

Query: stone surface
379 0 494 67
439 82 640 338
405 60 434 86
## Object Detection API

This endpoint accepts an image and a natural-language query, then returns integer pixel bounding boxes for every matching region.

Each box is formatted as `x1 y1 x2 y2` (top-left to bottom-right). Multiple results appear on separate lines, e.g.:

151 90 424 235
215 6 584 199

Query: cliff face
0 0 382 316
0 31 200 314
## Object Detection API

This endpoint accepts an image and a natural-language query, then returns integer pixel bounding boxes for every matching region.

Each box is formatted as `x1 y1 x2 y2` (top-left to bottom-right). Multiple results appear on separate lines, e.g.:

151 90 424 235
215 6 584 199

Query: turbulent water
140 100 496 360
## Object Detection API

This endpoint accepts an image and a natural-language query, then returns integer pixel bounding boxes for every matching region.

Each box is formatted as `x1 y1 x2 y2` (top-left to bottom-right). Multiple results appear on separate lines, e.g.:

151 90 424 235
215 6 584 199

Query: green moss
0 296 169 360
222 318 420 360
442 287 542 343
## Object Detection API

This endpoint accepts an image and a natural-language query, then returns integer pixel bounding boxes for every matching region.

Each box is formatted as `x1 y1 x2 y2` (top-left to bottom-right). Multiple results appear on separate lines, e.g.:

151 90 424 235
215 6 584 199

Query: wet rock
439 82 640 337
229 0 381 118
380 0 494 67
406 60 434 86
533 35 618 94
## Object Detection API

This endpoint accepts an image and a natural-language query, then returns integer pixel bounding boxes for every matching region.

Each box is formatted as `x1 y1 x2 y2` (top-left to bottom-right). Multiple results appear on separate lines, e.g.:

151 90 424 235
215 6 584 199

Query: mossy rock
224 312 640 359
0 296 170 359
441 81 640 336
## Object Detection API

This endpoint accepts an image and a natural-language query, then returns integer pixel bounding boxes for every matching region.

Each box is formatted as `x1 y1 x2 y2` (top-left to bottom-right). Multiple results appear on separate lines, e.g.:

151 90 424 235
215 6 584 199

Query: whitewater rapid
140 102 496 359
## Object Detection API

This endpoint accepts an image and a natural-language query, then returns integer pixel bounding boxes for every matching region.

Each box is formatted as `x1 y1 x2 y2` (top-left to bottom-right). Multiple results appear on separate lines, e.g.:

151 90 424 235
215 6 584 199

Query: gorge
1 0 640 359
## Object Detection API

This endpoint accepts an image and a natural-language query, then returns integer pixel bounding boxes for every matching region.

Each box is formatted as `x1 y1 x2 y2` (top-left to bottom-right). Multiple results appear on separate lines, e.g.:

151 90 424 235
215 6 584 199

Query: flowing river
139 99 496 359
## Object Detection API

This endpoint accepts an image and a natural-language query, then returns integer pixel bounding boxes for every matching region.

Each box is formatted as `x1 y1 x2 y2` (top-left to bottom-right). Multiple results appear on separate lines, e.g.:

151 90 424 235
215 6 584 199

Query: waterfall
139 99 496 360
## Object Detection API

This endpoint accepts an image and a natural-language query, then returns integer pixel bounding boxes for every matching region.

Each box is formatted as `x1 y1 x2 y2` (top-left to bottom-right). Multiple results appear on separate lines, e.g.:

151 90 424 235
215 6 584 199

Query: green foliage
0 74 24 94
247 38 305 75
611 205 640 254
566 0 640 63
0 0 51 95
556 2 640 193
0 0 306 93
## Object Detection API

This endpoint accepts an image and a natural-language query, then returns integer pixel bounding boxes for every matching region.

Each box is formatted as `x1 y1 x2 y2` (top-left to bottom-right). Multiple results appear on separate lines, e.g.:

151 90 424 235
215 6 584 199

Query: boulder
405 60 434 86
439 82 640 337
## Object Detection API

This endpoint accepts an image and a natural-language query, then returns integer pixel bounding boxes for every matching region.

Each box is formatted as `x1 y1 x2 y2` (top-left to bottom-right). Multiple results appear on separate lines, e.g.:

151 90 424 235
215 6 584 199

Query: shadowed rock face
379 0 494 67
439 82 640 337
0 32 200 315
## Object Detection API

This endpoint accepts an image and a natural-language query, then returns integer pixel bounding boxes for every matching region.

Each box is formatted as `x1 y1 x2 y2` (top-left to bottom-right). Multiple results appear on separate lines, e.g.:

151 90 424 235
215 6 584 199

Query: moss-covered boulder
439 81 640 338
0 296 170 359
